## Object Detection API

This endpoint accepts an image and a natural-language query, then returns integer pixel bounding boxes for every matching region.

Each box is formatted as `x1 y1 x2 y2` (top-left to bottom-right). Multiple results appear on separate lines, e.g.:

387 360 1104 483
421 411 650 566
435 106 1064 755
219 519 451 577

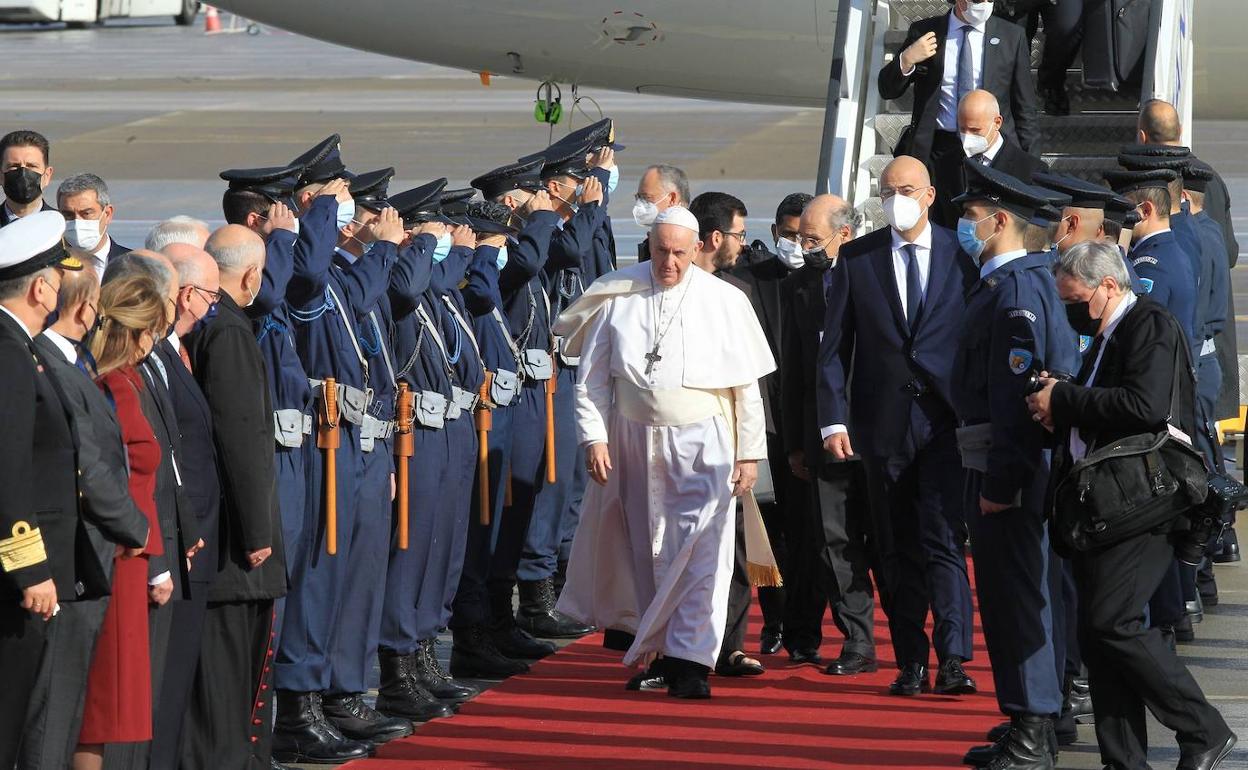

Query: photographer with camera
1026 239 1236 770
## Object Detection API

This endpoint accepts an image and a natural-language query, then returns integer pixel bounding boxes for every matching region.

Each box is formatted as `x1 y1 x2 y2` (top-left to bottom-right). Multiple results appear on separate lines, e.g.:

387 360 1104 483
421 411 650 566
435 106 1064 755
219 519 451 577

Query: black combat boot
1064 677 1094 724
321 692 413 744
982 714 1056 770
516 577 594 639
271 690 371 765
375 649 454 722
415 638 479 702
450 625 529 679
489 588 556 659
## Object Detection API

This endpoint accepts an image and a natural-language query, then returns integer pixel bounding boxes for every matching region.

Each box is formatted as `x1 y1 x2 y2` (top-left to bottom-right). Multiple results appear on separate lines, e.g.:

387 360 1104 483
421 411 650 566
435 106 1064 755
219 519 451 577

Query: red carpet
347 586 998 769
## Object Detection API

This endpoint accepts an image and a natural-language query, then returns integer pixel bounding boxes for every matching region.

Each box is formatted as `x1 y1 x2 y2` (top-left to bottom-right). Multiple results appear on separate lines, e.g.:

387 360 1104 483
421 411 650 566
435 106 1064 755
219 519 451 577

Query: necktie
1077 335 1105 384
74 355 91 377
957 24 974 106
904 243 923 330
973 153 988 165
178 344 193 373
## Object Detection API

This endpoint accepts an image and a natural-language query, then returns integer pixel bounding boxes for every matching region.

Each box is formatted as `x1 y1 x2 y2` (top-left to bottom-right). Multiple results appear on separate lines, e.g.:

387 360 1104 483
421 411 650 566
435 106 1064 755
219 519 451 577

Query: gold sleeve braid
0 522 48 573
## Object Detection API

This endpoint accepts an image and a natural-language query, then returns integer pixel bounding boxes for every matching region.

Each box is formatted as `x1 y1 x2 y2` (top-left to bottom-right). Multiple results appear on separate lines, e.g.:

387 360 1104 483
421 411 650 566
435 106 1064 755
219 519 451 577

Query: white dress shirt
1068 291 1138 461
937 13 987 131
820 224 934 440
979 247 1029 280
41 328 77 363
979 132 1005 164
91 236 112 279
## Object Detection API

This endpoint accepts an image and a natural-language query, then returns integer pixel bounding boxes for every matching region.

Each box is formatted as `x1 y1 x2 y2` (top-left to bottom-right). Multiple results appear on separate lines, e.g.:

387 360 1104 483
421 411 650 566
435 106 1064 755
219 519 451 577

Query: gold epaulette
0 521 47 573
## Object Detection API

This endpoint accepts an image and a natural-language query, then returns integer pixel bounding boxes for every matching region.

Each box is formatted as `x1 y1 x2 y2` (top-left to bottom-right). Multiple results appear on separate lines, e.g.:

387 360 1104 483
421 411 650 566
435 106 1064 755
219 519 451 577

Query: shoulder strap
367 310 397 385
326 282 371 387
491 307 524 367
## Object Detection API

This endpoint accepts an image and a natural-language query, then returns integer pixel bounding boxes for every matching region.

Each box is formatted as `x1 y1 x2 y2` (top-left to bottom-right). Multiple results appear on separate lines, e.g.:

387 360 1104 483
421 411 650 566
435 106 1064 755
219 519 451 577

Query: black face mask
1064 286 1105 336
3 167 44 205
803 247 831 270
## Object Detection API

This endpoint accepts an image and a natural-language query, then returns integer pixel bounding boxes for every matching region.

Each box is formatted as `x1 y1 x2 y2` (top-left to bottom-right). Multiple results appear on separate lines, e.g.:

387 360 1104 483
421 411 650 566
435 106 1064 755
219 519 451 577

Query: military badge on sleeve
1078 335 1092 353
1139 277 1154 294
1009 348 1033 375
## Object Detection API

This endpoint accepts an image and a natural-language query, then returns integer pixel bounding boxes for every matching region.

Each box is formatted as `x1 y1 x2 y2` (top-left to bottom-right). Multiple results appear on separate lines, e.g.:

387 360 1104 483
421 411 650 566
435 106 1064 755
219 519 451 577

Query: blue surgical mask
957 214 996 262
336 199 356 230
433 233 452 263
606 166 620 195
191 302 218 336
495 245 509 271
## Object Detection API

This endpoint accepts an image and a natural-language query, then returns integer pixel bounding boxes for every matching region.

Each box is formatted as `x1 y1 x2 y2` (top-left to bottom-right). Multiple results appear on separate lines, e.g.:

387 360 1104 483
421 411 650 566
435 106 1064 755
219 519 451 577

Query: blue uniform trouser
517 367 576 582
380 426 449 654
449 405 514 629
966 467 1063 717
273 442 313 651
275 425 363 692
437 415 478 630
330 438 393 693
557 450 588 566
1179 353 1223 607
864 428 974 667
488 383 548 604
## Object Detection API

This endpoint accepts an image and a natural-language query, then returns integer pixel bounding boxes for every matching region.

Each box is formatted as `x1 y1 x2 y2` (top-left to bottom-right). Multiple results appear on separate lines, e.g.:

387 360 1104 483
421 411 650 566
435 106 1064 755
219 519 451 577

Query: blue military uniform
951 164 1077 760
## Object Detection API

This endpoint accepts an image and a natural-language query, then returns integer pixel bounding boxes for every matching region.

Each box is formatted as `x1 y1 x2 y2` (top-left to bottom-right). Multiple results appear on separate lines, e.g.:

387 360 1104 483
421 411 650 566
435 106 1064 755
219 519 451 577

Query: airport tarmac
3 14 1245 769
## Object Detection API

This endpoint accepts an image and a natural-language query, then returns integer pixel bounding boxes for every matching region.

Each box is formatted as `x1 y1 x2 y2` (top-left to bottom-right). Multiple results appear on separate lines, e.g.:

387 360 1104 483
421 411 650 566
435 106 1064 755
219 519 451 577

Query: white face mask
632 198 659 228
64 218 103 251
883 191 925 232
774 237 804 269
961 131 991 157
963 0 994 25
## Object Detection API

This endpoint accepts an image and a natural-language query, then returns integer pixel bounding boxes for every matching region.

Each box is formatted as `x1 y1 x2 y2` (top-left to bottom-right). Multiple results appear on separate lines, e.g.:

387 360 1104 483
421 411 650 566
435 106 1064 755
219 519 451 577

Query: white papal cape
552 261 775 669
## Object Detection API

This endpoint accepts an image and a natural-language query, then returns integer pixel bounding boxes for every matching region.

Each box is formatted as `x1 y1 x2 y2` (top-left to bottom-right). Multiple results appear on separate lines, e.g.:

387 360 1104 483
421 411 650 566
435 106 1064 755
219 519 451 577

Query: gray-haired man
57 173 128 277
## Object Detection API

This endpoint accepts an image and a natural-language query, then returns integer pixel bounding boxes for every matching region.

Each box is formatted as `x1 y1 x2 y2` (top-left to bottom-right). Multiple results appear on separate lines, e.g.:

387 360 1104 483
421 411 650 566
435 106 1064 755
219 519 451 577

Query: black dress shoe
1178 731 1237 770
491 622 557 660
987 720 1011 742
625 659 668 691
933 658 976 695
759 630 783 655
415 639 479 702
516 577 595 638
272 760 293 770
666 658 712 699
1201 591 1220 607
1186 596 1205 624
1175 614 1196 643
322 692 414 744
450 626 529 679
1041 87 1071 116
1160 625 1178 652
1064 677 1094 724
823 651 878 676
1212 539 1240 564
1053 710 1078 746
888 663 930 696
789 648 823 665
964 730 1009 767
982 714 1057 769
714 651 765 677
376 651 456 722
272 691 372 765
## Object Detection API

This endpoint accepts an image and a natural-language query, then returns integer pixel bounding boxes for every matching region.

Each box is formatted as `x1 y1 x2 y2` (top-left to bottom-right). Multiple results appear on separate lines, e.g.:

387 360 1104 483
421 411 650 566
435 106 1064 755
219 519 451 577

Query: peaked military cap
1117 143 1191 172
1103 193 1140 227
532 141 593 181
951 161 1051 220
290 134 346 187
464 200 518 236
1104 168 1178 195
1032 172 1117 210
219 164 302 201
0 211 83 282
435 188 478 225
555 118 623 153
1181 158 1215 193
388 178 450 226
349 167 397 213
1031 188 1072 224
470 158 545 200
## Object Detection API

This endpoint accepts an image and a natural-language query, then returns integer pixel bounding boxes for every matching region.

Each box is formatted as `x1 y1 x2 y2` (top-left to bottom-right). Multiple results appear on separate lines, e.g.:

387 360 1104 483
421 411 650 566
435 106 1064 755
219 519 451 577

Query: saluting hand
451 224 475 248
587 442 613 486
524 190 555 214
370 207 406 245
731 460 759 497
590 147 615 170
268 203 297 234
413 221 447 237
579 176 604 207
900 31 938 72
477 233 508 249
320 178 350 202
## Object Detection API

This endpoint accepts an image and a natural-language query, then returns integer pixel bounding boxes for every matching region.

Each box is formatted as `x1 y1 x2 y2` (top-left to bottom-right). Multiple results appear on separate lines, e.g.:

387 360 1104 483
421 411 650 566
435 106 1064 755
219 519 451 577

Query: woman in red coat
74 274 172 770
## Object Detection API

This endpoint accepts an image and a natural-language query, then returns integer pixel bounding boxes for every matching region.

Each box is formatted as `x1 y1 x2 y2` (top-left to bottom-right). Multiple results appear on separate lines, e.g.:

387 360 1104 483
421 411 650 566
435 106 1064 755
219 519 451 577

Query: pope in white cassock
552 206 775 699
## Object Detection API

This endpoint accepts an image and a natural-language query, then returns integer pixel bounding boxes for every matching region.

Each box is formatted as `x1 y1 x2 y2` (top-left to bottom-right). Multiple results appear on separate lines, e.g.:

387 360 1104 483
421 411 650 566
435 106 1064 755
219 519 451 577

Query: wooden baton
317 378 341 556
544 366 557 485
476 373 494 526
394 383 414 550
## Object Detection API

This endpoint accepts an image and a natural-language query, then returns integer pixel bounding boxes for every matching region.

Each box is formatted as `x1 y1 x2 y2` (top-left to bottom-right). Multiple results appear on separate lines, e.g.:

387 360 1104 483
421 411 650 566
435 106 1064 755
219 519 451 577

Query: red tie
178 344 193 374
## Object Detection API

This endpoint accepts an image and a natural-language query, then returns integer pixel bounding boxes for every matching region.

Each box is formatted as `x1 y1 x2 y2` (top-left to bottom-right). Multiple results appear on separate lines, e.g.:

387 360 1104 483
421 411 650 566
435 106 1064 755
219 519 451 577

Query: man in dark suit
633 164 689 262
0 211 89 769
780 194 877 674
878 0 1040 165
1028 240 1237 770
1 129 56 228
817 156 979 697
57 173 130 278
932 89 1049 228
25 262 150 770
183 225 287 769
149 242 224 770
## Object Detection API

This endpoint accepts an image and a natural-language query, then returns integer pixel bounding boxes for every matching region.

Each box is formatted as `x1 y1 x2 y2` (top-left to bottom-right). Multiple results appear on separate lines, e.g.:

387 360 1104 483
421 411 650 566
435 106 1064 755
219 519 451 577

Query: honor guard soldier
0 212 86 768
463 160 565 661
950 161 1078 770
1032 173 1147 294
272 136 393 765
513 137 612 640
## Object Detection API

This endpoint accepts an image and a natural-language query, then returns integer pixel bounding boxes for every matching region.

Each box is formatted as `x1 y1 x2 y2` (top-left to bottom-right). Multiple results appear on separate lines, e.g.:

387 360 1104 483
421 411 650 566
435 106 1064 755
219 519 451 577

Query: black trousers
150 588 209 770
0 603 45 769
20 598 108 770
757 434 804 639
183 599 277 770
717 508 751 666
999 0 1086 90
1072 529 1230 767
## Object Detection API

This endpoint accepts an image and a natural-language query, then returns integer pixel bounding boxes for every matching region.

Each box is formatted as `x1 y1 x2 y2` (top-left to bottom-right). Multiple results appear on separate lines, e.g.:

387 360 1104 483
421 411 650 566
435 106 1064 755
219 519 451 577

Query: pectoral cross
644 346 662 376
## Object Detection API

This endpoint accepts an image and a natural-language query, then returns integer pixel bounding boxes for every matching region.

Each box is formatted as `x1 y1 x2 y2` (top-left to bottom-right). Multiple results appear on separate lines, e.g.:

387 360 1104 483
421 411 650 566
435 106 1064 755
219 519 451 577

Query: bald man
148 241 222 770
932 90 1049 229
817 157 980 698
183 225 287 769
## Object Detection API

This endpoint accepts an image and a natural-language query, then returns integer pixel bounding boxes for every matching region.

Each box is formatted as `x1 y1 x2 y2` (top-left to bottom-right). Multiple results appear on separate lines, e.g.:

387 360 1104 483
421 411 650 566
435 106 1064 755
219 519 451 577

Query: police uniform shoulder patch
1007 309 1037 323
1133 255 1158 266
1008 348 1033 375
1139 277 1154 294
1078 335 1093 353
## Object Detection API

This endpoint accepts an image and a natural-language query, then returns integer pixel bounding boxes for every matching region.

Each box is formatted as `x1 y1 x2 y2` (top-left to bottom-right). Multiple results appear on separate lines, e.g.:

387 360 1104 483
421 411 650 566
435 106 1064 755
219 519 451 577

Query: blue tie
957 24 974 105
904 244 923 330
